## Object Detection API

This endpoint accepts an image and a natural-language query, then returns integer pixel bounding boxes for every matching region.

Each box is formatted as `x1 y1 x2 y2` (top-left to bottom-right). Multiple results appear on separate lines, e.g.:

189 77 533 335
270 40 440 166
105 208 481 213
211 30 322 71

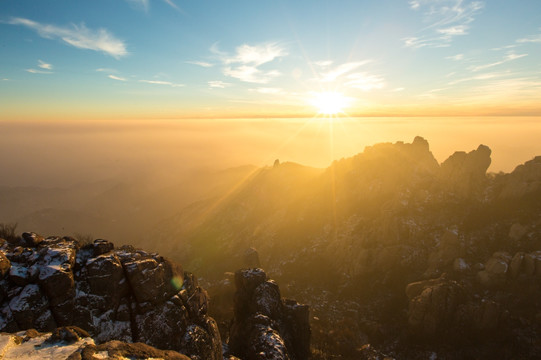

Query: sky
1 0 541 121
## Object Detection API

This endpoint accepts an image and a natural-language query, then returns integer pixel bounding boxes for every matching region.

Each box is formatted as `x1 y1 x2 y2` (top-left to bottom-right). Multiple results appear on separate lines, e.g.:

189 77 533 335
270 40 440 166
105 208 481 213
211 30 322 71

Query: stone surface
228 268 310 360
0 235 221 359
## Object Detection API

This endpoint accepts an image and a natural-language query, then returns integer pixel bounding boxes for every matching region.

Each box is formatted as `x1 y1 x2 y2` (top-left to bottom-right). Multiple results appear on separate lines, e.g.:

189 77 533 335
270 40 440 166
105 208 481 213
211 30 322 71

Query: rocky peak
439 144 492 197
0 235 222 360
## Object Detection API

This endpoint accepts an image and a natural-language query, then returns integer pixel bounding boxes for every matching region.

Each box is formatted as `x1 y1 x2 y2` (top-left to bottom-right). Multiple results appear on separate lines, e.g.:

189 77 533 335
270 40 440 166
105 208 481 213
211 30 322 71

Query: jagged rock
0 328 191 360
440 144 491 196
426 230 462 275
498 156 541 199
407 277 466 336
0 252 10 278
228 268 310 360
92 239 114 256
9 283 55 331
21 232 44 247
509 223 527 242
0 233 222 359
243 247 261 268
46 326 90 344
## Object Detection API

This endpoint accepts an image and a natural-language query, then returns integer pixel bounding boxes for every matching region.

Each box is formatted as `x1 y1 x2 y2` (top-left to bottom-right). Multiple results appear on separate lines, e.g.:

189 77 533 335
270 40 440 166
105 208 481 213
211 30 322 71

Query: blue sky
1 0 541 120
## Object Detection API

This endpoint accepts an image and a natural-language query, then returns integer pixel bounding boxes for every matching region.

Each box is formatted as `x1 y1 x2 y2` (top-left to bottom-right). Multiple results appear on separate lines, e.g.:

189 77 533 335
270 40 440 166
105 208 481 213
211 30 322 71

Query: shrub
0 222 18 242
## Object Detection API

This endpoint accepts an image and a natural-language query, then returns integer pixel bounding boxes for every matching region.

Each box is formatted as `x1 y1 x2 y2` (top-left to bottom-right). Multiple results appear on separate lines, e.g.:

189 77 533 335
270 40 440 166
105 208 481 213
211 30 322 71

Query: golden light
310 91 350 115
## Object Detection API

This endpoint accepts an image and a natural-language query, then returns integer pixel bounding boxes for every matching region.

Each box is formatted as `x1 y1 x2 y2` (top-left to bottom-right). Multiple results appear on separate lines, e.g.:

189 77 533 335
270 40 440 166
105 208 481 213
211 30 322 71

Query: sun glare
310 91 350 115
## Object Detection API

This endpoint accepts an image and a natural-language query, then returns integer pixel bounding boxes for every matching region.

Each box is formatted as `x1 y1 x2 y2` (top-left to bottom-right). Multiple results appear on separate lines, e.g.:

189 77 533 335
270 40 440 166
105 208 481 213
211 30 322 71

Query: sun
310 91 350 115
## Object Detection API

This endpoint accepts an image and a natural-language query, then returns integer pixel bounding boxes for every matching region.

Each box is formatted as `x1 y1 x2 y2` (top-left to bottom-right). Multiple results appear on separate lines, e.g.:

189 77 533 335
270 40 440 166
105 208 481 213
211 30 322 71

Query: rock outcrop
497 156 541 199
406 275 509 339
440 144 492 197
0 326 191 360
228 268 310 360
0 234 221 359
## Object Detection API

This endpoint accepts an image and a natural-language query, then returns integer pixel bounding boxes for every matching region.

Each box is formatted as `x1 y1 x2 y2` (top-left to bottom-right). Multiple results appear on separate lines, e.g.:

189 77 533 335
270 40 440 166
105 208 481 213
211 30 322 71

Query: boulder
21 232 44 247
0 252 10 278
407 277 466 337
228 268 310 360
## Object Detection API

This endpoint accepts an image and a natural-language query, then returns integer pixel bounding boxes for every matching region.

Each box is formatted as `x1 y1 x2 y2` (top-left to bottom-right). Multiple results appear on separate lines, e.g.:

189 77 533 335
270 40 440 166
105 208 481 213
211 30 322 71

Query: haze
1 117 540 189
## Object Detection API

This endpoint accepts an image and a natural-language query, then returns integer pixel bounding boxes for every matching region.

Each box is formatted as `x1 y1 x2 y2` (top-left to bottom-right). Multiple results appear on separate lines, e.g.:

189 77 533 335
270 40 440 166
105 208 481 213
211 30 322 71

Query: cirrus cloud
212 42 287 84
8 17 127 58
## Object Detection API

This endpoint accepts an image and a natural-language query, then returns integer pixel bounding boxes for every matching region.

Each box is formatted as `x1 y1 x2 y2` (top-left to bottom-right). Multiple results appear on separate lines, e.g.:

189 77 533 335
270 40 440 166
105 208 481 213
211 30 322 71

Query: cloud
469 52 527 72
314 60 333 68
409 0 421 10
251 87 283 94
319 61 372 82
96 68 118 73
446 53 464 61
38 60 52 70
345 72 385 91
222 43 287 66
405 0 484 48
163 0 184 12
223 66 280 84
208 80 231 88
447 70 511 85
214 42 287 83
8 17 127 58
26 68 52 74
186 61 214 68
25 60 53 74
125 0 183 13
138 79 184 87
517 33 541 44
108 75 127 81
437 25 468 36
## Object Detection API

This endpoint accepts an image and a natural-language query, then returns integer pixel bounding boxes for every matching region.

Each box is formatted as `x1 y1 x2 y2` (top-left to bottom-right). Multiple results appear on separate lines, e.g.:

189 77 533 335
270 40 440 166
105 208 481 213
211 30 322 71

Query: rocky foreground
0 233 310 359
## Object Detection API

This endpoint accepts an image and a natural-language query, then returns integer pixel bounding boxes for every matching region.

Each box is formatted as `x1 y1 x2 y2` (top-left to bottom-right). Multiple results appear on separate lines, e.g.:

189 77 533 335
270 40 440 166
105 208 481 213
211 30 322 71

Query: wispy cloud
26 60 53 74
447 70 512 86
223 66 280 84
345 72 385 91
213 42 287 84
126 0 183 13
251 87 283 94
446 53 464 61
38 60 52 70
96 68 118 73
220 43 287 66
319 61 372 82
138 79 184 87
405 0 484 48
314 60 333 68
26 68 52 74
208 80 231 88
8 17 127 58
469 52 527 72
186 61 214 68
163 0 184 13
517 32 541 44
108 75 127 81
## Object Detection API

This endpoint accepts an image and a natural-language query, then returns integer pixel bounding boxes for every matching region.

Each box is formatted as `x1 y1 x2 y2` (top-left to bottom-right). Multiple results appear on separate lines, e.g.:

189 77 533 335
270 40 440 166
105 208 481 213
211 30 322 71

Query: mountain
153 136 541 358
